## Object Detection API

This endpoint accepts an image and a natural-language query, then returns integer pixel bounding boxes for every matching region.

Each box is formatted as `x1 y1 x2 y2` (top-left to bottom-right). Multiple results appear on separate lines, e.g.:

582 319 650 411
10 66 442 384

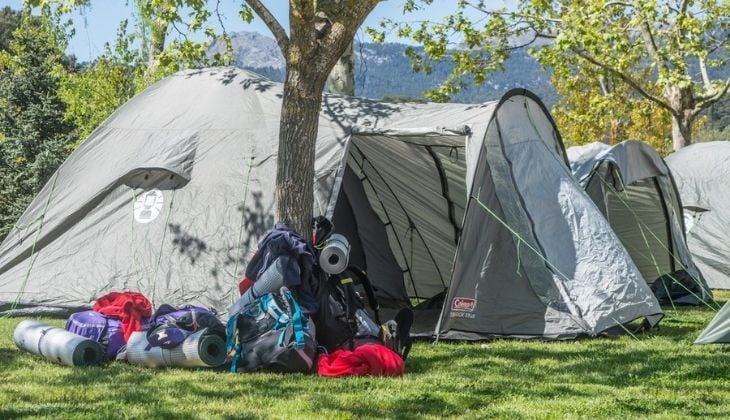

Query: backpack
314 265 381 352
65 310 132 360
226 286 316 373
146 305 226 349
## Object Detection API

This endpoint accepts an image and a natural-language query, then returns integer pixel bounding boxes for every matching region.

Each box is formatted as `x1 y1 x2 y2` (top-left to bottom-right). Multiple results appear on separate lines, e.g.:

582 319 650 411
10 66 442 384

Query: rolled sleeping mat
319 234 350 275
125 328 225 368
13 320 104 367
228 255 290 317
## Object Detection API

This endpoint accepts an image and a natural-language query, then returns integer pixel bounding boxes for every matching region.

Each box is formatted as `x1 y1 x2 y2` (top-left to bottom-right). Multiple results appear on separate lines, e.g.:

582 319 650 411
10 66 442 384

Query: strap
225 315 240 373
280 287 307 349
345 265 381 325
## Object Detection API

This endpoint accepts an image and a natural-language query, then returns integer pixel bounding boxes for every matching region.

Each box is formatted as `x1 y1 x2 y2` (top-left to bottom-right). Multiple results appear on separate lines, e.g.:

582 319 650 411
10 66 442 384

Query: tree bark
671 114 692 151
665 85 695 151
326 41 355 96
276 64 326 237
146 22 167 74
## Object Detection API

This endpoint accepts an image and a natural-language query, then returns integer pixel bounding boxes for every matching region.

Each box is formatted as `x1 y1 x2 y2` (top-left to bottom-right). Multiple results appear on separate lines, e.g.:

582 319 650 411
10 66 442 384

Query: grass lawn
0 292 728 419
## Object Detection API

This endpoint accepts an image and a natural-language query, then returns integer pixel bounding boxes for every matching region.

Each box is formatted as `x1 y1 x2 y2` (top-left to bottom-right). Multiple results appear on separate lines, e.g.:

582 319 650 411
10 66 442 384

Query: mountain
211 31 557 106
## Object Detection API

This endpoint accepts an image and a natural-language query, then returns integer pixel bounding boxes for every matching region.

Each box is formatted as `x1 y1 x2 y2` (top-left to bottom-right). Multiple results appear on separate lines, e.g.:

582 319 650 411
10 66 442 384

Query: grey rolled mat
125 328 225 368
13 320 104 366
228 255 288 317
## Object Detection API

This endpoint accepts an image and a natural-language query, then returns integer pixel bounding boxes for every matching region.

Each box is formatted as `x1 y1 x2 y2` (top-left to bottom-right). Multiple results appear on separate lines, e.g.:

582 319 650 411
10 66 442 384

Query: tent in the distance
568 141 713 306
666 141 730 290
0 68 662 339
695 302 730 344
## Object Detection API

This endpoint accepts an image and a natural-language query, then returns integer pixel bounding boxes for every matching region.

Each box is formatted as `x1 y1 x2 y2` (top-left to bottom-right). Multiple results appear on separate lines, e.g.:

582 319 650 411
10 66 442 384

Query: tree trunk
665 85 695 151
671 114 693 151
275 65 326 237
146 21 167 74
326 41 355 96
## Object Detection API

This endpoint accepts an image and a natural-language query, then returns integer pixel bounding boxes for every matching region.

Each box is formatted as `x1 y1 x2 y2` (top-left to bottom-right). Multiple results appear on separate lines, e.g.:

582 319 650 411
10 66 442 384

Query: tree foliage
0 6 23 52
549 52 673 154
43 0 237 144
59 19 147 140
374 0 730 150
0 8 78 239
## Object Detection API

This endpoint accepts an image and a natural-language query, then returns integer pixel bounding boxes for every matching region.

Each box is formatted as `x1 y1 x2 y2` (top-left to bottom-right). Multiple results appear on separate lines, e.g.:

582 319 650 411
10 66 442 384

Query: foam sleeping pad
125 328 225 368
13 320 104 366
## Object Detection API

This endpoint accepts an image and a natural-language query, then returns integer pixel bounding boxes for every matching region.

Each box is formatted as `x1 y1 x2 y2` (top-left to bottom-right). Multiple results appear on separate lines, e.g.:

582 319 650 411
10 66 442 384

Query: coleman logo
452 297 476 312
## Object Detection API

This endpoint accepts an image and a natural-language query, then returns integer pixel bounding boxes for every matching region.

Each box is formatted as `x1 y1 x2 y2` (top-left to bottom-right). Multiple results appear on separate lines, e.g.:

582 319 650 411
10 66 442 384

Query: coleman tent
568 141 712 306
666 141 730 290
0 68 662 339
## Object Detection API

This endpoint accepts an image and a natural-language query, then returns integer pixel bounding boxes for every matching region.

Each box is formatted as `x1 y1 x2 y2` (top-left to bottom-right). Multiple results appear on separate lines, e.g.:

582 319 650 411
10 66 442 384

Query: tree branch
698 55 713 93
603 1 633 9
695 77 730 110
680 0 690 14
317 1 380 61
245 0 289 53
639 17 667 73
571 48 675 115
463 1 562 24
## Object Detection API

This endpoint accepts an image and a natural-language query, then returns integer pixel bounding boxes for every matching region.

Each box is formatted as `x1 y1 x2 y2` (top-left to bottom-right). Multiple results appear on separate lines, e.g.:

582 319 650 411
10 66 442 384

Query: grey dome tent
568 141 712 306
666 141 730 290
0 68 662 339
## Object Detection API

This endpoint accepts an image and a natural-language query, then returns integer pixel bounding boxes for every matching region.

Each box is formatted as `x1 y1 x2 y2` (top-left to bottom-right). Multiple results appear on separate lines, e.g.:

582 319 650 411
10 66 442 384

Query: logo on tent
452 297 476 312
134 189 164 224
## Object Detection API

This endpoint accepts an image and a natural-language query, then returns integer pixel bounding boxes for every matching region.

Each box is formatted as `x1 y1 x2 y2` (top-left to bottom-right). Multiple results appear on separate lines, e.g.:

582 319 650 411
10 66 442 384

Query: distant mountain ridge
209 31 558 106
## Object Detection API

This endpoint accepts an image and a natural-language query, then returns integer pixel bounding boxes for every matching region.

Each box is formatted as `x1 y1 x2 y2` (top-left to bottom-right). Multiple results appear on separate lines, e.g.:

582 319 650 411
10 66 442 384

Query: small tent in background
0 68 662 339
568 141 712 306
666 141 730 290
696 302 730 344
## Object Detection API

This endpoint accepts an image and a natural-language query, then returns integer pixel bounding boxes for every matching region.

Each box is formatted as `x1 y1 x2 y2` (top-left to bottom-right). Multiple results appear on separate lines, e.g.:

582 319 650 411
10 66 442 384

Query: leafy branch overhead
372 0 730 150
28 0 236 72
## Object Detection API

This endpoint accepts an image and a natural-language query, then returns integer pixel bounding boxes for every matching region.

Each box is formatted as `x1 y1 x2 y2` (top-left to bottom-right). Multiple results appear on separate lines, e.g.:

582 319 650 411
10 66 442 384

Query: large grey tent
568 141 712 305
0 68 662 339
666 141 730 290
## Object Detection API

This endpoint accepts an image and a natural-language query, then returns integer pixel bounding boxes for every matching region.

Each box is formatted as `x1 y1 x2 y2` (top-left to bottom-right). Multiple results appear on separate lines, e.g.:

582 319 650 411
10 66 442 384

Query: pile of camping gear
13 217 412 377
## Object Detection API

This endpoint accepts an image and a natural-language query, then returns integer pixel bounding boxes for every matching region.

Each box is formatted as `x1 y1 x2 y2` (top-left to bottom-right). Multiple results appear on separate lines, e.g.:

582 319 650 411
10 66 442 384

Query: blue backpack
226 287 316 373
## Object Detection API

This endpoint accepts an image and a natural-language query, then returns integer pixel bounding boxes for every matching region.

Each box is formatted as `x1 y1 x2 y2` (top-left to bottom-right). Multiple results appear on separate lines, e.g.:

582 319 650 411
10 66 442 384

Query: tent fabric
666 141 730 290
695 301 730 344
568 141 712 305
0 68 661 340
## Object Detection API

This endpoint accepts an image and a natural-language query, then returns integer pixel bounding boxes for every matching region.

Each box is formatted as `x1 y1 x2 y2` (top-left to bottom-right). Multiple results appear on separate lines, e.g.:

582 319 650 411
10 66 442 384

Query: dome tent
568 141 713 306
666 141 730 290
0 68 662 339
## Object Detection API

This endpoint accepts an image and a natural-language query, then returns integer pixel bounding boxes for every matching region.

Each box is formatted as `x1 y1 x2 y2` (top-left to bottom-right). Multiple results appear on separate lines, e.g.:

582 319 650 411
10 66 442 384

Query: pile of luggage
226 217 411 376
13 217 412 377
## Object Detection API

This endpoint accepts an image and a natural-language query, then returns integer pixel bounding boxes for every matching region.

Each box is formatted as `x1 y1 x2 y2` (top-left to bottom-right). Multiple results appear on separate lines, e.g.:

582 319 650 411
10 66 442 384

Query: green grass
1 292 729 419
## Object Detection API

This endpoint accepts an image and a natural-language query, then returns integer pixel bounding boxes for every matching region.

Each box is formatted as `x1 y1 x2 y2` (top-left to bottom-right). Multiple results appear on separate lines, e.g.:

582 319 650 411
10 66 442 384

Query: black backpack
314 265 381 352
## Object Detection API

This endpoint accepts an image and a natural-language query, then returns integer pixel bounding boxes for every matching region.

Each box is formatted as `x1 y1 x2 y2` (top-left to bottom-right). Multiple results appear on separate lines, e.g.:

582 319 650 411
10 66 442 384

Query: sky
0 0 512 62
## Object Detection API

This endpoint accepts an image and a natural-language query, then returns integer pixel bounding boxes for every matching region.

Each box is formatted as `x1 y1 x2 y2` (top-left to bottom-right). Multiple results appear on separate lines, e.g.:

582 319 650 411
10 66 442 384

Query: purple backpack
146 304 225 349
65 310 129 360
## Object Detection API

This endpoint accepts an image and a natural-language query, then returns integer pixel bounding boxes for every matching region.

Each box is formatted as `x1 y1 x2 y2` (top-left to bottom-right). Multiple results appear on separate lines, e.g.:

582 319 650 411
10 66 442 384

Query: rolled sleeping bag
13 320 104 367
319 234 350 275
125 328 226 368
228 255 291 317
